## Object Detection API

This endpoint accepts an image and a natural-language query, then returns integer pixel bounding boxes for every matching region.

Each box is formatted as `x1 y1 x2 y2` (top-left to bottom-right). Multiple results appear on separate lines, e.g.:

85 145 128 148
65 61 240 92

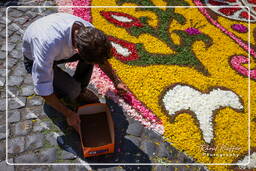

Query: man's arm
42 93 75 117
98 60 121 87
98 60 129 96
42 93 80 132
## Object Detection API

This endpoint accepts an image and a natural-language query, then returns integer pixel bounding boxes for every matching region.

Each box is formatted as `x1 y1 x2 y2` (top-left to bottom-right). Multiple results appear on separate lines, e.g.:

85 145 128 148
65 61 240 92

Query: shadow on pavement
43 96 152 171
0 0 18 6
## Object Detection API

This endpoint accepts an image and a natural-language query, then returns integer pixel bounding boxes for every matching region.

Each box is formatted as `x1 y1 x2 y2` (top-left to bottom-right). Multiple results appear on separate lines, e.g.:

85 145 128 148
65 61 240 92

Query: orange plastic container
77 103 115 158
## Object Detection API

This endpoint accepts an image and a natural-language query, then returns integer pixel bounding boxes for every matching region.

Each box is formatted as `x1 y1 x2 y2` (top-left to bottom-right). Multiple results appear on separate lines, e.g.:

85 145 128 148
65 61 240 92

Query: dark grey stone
8 96 26 110
13 8 28 13
20 85 34 96
0 51 5 60
8 10 24 18
0 140 5 160
45 132 58 146
27 96 43 106
5 58 18 68
12 62 27 77
13 166 49 171
38 148 57 162
142 128 162 141
9 49 23 59
0 124 6 140
24 106 45 118
14 120 32 136
25 133 44 150
60 150 77 160
43 1 56 6
1 43 16 52
6 23 16 32
24 75 33 84
0 77 4 86
8 109 21 123
51 165 70 171
24 112 38 120
0 98 6 111
30 168 48 171
0 18 5 25
15 42 22 50
0 111 5 125
124 135 141 147
0 159 14 171
13 17 29 25
157 142 171 158
154 165 176 171
33 121 51 132
8 34 21 44
140 141 157 158
0 29 6 38
8 86 20 95
74 165 92 171
15 153 39 163
25 11 39 18
0 68 6 77
8 136 25 154
8 75 23 86
126 122 143 137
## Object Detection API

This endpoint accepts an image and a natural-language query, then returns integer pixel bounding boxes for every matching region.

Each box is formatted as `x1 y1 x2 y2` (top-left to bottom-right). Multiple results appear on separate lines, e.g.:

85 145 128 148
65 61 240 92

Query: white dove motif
162 84 244 143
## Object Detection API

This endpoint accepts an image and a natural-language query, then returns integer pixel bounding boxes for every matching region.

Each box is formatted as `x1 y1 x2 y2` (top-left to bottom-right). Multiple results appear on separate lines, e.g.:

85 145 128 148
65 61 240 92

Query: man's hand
115 82 129 96
66 111 80 132
42 94 81 132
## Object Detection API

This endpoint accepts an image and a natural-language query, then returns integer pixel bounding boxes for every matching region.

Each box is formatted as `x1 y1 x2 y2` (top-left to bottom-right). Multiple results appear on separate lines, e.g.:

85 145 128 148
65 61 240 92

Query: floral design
100 0 213 76
100 11 143 28
58 0 256 170
231 24 248 33
205 0 256 21
161 84 244 144
230 55 256 80
108 36 139 61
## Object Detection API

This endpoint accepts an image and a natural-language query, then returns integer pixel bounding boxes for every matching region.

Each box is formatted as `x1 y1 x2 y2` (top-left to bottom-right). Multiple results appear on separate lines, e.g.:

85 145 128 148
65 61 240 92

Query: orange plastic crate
77 103 115 158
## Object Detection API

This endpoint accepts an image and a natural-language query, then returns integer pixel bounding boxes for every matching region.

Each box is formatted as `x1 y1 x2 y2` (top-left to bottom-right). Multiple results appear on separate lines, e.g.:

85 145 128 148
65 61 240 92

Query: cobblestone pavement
0 1 208 171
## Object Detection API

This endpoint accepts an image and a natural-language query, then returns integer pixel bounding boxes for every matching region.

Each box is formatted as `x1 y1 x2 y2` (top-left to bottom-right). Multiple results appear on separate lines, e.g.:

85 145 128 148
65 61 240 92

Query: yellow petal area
217 13 255 46
91 0 255 170
138 34 173 54
170 32 181 46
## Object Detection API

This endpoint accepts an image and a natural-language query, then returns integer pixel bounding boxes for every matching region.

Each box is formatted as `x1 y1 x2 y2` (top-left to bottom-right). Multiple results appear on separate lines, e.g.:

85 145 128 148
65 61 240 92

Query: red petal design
100 11 143 28
239 11 254 20
108 36 139 61
219 7 241 16
227 0 237 2
248 0 256 4
208 0 228 5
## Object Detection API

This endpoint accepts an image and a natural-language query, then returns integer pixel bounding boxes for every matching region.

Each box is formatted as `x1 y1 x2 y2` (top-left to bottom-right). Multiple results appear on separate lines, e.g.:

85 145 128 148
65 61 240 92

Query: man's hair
75 24 112 64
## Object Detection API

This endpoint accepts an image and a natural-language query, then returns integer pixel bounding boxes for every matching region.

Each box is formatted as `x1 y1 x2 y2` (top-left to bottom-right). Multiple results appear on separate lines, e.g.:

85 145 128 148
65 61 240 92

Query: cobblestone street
0 1 209 171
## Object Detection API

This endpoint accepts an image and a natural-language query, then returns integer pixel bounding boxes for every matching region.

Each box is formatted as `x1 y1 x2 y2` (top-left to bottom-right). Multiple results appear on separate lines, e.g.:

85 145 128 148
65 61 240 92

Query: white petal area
111 42 131 57
162 85 243 143
111 15 133 22
238 152 256 169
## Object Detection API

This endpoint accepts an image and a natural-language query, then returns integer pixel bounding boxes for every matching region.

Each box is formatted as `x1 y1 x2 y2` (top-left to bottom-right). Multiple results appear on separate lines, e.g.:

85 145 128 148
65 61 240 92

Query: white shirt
22 13 93 96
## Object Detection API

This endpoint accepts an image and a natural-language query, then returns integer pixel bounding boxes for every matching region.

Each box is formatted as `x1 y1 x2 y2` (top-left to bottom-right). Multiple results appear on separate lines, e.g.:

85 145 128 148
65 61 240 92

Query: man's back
22 12 93 61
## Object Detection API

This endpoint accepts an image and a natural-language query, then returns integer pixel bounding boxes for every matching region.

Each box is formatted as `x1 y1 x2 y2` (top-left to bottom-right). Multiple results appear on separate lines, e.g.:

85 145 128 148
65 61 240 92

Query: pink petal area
230 56 256 80
72 0 92 22
55 0 74 14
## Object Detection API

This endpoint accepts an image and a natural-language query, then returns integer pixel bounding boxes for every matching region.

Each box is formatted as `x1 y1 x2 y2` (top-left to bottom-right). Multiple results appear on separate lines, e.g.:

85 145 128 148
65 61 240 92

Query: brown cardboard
77 103 115 157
